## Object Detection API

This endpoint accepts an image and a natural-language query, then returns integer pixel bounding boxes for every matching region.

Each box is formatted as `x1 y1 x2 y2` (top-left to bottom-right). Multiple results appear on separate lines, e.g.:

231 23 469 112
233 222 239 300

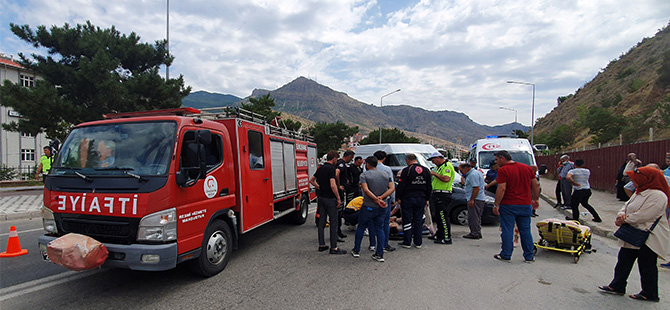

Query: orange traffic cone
0 226 28 257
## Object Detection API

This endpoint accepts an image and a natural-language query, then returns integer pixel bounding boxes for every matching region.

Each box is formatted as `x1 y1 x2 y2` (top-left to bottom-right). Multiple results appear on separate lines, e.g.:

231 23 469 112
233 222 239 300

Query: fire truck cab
38 107 317 276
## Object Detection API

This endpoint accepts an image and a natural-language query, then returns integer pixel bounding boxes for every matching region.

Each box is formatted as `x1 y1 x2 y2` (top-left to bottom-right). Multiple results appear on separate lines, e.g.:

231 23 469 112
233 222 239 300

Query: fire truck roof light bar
104 107 201 119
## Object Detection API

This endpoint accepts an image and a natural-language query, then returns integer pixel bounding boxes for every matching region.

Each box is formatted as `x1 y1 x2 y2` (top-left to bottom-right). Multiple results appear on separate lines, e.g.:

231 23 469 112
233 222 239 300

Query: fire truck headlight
41 205 58 234
138 208 177 242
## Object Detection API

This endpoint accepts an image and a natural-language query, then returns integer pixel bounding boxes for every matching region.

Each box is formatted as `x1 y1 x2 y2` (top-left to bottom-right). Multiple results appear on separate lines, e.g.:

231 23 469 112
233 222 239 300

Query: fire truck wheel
190 220 232 277
290 195 309 225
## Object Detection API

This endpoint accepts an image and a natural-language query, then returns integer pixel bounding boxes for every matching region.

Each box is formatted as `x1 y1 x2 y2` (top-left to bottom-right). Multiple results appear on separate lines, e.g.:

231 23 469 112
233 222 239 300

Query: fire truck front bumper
38 235 178 271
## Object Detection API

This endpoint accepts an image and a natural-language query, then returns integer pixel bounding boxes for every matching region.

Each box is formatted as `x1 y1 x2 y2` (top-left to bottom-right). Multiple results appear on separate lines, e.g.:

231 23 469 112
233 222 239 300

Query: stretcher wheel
573 254 580 264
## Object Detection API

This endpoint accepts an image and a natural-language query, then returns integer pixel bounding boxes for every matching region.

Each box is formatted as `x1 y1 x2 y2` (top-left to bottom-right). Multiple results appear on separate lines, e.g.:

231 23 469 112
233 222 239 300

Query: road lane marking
0 269 103 302
0 227 44 237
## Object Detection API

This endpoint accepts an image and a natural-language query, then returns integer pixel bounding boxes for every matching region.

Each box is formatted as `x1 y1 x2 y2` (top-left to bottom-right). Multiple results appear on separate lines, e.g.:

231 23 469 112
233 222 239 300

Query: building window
20 75 34 88
21 132 33 137
21 149 35 161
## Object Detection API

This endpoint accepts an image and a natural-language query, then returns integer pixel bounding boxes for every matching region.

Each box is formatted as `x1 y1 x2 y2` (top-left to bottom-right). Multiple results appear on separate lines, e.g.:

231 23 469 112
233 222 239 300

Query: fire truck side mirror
175 169 191 187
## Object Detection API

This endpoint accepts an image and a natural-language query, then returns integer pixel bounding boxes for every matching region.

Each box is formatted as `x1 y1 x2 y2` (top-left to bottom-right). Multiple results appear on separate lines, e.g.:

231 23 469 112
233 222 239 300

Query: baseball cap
427 151 444 160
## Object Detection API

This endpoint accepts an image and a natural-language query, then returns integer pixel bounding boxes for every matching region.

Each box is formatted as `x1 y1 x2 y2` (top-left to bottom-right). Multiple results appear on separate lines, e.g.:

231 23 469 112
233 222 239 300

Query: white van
354 143 438 178
468 136 537 173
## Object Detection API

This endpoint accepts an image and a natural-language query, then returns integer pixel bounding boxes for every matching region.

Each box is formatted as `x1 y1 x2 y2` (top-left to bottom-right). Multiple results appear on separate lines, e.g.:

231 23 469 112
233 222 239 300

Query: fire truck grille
56 215 140 244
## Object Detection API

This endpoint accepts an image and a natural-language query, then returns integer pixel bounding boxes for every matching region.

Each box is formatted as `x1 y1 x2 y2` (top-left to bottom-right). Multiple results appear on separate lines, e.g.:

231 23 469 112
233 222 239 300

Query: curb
539 193 617 241
0 210 41 222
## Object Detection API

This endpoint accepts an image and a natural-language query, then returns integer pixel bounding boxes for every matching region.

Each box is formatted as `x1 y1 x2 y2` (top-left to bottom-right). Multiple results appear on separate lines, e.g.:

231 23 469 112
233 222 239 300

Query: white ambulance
468 136 537 173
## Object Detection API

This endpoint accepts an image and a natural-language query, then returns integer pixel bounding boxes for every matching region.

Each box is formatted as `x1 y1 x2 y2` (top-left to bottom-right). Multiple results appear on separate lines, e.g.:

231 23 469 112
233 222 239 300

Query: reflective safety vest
432 161 455 191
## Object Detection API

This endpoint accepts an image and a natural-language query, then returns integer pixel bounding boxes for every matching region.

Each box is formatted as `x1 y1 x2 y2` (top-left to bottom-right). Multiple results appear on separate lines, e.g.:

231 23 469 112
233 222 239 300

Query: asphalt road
1 200 668 309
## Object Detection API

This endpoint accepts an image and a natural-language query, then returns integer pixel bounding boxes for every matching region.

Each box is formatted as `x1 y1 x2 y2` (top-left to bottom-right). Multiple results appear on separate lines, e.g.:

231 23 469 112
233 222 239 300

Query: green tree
359 128 420 145
308 122 358 157
534 125 575 151
582 107 627 144
512 129 529 139
241 93 302 131
0 21 191 140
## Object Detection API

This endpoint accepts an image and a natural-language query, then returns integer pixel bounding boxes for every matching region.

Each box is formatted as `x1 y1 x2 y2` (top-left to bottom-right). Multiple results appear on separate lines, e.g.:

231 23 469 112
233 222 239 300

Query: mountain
249 77 529 146
182 91 242 109
183 77 529 147
534 23 670 148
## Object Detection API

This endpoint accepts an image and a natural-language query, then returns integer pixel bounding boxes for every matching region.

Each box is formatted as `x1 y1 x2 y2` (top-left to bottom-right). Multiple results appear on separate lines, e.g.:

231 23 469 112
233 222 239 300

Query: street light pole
499 106 517 123
379 89 401 144
166 0 170 80
506 81 535 145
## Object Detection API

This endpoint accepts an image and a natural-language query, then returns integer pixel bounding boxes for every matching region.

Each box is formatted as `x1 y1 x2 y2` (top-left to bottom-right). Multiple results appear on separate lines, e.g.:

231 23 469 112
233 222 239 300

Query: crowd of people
309 148 539 264
310 147 670 302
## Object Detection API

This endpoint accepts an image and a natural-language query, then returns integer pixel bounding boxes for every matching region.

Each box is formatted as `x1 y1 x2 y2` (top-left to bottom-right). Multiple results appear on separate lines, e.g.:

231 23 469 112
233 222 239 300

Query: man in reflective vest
36 146 54 182
428 151 455 244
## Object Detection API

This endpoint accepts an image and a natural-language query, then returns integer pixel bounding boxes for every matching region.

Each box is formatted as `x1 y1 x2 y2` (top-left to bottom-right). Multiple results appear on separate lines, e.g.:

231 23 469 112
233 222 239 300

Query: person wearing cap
428 151 455 244
557 155 575 210
484 159 499 194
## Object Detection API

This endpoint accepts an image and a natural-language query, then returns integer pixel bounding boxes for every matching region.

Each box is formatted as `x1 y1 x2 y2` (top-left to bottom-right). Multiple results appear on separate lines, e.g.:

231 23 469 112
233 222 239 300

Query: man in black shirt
395 154 432 248
349 156 364 198
335 150 355 238
309 150 346 254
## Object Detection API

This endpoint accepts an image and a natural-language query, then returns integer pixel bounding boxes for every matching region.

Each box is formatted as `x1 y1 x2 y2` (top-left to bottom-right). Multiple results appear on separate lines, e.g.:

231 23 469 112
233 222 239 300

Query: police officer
335 150 355 239
36 146 54 182
395 153 432 248
428 151 455 244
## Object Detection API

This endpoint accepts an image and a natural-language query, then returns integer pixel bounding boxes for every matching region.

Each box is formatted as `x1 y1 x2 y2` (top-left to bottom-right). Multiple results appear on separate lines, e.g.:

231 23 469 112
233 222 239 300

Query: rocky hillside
535 23 670 148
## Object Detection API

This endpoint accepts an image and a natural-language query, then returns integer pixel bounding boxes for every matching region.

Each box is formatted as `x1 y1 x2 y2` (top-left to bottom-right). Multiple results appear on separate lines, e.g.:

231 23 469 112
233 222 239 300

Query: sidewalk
538 176 622 241
0 186 44 221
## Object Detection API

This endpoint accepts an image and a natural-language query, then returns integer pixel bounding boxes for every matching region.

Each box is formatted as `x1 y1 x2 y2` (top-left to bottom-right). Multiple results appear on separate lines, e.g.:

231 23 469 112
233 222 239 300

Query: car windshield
52 121 177 176
386 153 436 169
479 151 534 169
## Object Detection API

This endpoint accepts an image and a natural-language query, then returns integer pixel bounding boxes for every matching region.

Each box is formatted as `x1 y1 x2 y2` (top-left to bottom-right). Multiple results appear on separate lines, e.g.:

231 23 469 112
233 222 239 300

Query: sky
1 0 669 127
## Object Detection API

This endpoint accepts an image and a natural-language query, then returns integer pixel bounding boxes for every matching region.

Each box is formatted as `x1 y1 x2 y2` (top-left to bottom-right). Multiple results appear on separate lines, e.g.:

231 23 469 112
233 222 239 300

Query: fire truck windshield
52 121 177 176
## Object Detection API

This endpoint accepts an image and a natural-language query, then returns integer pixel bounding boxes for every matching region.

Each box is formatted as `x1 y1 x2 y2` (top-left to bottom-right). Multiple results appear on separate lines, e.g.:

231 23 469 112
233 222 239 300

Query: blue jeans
368 197 393 248
499 204 534 261
355 205 386 256
401 197 426 246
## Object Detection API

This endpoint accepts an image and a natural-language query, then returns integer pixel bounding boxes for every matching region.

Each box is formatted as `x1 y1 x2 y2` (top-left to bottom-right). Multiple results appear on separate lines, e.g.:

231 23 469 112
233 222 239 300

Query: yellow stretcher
534 218 595 263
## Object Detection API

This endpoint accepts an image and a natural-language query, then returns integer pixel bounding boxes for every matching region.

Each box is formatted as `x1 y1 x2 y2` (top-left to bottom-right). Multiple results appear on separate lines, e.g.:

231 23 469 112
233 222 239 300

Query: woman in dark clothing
616 161 629 201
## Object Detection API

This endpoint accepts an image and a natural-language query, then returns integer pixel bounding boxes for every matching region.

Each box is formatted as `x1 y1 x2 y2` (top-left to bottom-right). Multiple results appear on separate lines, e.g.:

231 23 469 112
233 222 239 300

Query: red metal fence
536 139 670 192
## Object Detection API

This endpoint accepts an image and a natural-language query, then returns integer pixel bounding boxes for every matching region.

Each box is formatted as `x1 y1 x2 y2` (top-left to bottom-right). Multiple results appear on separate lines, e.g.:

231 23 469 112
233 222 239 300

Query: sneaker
368 245 376 252
318 245 329 252
428 235 437 240
560 206 570 210
384 246 396 252
660 262 670 269
434 239 452 244
531 211 539 217
524 258 535 264
372 254 385 262
351 250 360 258
364 228 369 236
463 234 481 239
592 218 603 223
329 248 347 255
338 233 347 239
554 203 562 208
494 254 511 262
415 244 422 249
398 242 412 249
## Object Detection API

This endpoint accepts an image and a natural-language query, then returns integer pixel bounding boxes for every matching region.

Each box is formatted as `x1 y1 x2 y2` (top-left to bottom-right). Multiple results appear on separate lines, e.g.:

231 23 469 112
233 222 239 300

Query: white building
0 53 50 178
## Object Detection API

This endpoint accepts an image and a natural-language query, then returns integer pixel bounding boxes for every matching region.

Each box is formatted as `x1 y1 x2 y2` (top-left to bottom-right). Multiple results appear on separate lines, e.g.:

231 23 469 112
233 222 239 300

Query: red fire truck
38 107 318 276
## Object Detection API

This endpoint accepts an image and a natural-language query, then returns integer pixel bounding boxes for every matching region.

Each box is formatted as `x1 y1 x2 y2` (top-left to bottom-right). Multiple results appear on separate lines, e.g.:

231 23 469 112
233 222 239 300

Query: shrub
628 78 645 92
0 165 18 181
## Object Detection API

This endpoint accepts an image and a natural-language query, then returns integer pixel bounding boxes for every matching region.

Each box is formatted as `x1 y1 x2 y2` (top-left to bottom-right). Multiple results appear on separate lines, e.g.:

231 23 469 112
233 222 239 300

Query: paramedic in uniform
428 151 455 244
395 153 432 248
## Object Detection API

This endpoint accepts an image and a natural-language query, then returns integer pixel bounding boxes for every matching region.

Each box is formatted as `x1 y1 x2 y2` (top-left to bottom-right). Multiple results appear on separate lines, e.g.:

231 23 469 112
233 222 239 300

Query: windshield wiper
51 166 93 182
94 167 148 182
75 171 93 183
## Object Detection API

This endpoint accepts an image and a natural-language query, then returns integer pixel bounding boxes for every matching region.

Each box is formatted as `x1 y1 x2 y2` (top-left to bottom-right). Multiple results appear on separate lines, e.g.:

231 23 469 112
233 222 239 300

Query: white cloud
2 0 669 128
